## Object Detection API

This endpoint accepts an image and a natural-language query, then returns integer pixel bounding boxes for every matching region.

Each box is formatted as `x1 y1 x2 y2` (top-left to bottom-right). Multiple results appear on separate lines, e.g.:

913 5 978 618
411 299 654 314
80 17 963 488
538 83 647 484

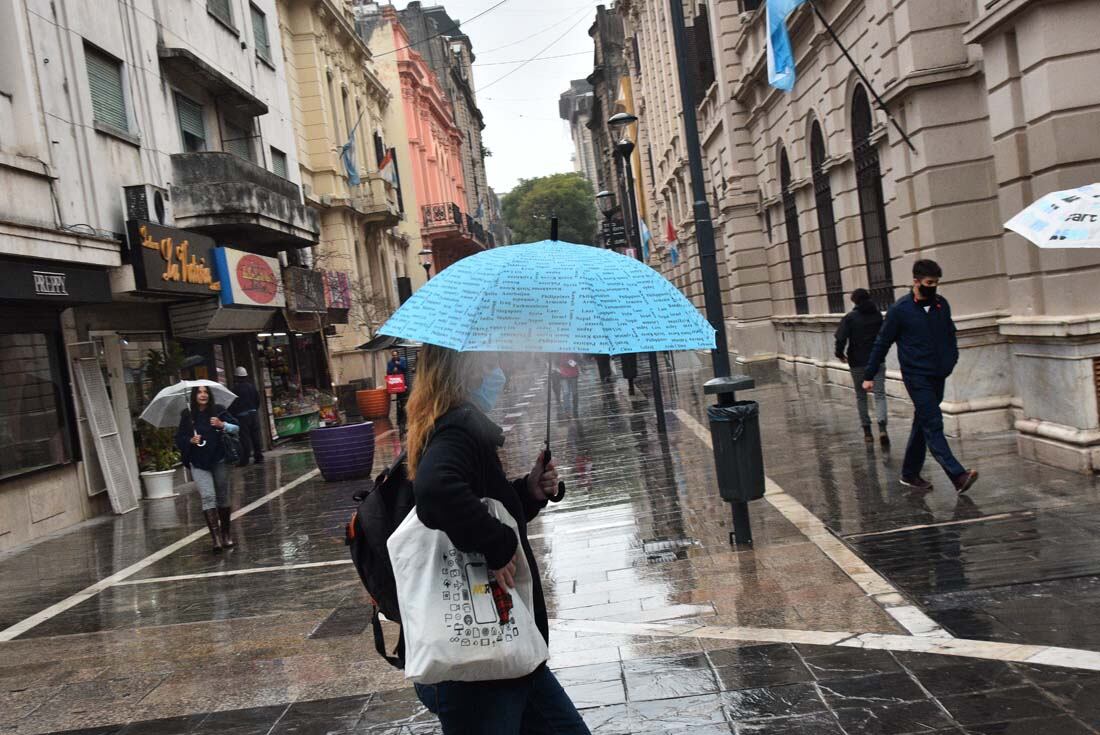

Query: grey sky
401 1 600 195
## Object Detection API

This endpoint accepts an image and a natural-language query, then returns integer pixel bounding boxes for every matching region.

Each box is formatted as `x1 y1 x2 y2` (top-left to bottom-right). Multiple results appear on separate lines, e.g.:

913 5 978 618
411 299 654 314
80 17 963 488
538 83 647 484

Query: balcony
421 202 463 233
351 177 401 226
170 152 320 253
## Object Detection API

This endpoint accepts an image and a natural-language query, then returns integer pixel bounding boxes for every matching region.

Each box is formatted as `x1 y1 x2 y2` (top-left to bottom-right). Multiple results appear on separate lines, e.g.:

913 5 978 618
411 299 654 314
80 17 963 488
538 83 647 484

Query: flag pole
805 0 917 154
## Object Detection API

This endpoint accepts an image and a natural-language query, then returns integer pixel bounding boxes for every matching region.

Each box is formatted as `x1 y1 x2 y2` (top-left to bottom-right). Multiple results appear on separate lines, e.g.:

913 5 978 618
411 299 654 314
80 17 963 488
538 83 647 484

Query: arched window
780 148 809 314
852 86 895 307
811 121 844 312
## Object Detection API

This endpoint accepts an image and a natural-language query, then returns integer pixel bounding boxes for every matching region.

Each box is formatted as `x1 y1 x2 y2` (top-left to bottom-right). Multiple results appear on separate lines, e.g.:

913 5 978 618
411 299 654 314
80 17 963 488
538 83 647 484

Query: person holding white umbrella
173 385 241 553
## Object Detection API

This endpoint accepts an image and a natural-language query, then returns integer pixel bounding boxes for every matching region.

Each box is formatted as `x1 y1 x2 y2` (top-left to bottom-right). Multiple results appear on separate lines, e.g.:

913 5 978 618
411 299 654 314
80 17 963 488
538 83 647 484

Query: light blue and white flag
766 0 806 92
640 219 652 261
341 110 366 187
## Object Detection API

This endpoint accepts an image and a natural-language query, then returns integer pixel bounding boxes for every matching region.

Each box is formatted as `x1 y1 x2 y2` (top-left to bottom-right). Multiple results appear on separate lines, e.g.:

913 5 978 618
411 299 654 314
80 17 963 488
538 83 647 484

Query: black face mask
918 284 937 300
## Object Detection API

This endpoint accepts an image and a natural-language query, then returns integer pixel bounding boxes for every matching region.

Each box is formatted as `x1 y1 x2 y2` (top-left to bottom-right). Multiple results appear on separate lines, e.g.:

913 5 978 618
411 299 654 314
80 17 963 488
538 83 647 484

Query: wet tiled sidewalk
1 358 1099 734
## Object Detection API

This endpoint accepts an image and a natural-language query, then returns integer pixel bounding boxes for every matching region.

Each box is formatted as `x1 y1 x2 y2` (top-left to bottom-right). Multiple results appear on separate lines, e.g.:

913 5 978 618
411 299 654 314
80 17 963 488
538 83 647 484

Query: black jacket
835 301 883 368
175 404 237 471
229 380 261 414
413 403 549 643
864 293 959 381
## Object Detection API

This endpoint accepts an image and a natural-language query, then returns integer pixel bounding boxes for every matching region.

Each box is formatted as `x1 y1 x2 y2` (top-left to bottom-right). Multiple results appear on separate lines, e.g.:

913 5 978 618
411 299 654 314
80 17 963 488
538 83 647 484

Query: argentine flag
766 0 806 92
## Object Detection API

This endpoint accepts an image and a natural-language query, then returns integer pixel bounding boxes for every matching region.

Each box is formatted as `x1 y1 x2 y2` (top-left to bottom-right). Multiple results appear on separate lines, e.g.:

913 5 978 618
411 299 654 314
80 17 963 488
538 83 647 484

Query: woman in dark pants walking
404 345 590 735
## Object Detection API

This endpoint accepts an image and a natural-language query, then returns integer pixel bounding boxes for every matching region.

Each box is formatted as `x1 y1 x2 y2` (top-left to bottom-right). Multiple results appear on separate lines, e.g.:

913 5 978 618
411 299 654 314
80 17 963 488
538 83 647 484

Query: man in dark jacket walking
863 260 978 493
836 288 889 447
229 366 264 465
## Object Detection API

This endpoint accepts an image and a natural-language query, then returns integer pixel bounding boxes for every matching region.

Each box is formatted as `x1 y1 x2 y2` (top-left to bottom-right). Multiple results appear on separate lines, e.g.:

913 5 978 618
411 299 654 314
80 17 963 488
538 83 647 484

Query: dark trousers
415 666 590 735
236 411 264 463
902 374 965 480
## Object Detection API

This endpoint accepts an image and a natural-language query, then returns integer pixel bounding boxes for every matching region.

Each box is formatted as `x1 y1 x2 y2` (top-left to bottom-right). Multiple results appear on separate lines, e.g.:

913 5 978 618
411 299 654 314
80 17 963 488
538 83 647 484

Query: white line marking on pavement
0 468 320 642
550 618 1100 672
114 559 353 586
671 409 948 639
841 511 1030 540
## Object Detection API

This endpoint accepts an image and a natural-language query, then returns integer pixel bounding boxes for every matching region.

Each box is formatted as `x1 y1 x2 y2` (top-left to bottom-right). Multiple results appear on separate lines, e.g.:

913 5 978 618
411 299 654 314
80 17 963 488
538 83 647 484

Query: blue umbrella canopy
379 240 715 354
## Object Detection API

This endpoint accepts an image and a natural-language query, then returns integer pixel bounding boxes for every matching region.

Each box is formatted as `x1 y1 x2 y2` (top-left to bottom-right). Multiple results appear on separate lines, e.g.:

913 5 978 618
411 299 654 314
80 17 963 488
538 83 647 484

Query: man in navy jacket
863 260 979 494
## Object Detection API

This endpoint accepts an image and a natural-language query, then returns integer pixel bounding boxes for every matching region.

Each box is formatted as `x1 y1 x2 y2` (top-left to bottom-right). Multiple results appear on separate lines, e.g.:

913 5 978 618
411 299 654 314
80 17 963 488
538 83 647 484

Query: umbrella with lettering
1005 183 1100 248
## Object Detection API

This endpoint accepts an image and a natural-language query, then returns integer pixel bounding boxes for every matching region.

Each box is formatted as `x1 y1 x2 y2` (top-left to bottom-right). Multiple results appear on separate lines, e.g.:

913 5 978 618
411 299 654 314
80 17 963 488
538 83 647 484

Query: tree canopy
501 172 597 245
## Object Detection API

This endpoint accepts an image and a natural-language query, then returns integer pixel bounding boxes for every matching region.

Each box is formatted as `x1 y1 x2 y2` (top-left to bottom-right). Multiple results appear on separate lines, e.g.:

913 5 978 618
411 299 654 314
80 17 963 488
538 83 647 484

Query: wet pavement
1 356 1099 734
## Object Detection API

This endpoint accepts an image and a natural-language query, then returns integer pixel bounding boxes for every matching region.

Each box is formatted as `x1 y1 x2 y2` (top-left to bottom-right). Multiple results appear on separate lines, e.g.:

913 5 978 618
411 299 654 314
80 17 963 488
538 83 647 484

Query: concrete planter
309 421 376 482
356 388 390 419
140 469 178 499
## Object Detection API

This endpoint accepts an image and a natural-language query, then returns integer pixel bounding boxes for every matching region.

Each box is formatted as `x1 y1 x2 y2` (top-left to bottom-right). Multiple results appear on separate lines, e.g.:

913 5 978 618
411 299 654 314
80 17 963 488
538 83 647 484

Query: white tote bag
387 498 549 684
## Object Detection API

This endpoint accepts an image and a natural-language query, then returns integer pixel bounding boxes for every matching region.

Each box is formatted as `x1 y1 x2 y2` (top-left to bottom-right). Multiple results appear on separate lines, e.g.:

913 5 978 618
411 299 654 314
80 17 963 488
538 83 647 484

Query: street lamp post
666 0 759 545
609 113 667 434
418 248 434 281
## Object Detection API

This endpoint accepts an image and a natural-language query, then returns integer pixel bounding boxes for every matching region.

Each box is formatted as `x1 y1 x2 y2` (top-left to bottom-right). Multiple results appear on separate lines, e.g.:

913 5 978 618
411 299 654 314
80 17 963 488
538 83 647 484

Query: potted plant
139 424 180 499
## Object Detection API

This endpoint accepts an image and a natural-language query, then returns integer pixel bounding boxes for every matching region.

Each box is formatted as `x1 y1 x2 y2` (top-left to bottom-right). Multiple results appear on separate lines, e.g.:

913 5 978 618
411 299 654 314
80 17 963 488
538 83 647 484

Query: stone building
620 0 1100 472
559 79 600 186
0 0 319 549
278 0 404 385
398 2 494 245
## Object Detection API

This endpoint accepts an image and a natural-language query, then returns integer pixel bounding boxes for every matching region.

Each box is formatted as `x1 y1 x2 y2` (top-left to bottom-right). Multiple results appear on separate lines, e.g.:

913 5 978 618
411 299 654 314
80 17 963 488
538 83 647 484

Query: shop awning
356 334 422 351
168 299 275 339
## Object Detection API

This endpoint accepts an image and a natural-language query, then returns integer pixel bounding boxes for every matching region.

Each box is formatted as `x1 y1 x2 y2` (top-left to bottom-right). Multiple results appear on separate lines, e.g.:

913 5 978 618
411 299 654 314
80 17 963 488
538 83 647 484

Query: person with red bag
386 349 409 425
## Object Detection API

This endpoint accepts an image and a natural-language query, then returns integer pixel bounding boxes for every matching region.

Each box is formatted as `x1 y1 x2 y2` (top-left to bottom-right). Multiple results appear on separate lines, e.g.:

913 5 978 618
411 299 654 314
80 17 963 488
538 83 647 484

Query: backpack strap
370 605 405 670
354 449 408 502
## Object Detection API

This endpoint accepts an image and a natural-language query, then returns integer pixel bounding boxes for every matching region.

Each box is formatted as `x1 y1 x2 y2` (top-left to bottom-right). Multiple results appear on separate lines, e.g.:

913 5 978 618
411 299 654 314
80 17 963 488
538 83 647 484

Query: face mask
471 367 506 412
918 284 937 300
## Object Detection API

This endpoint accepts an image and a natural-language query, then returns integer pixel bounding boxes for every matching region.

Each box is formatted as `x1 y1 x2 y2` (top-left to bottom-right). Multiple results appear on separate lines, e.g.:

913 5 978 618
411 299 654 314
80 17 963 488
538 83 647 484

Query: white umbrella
139 379 238 429
1005 183 1100 248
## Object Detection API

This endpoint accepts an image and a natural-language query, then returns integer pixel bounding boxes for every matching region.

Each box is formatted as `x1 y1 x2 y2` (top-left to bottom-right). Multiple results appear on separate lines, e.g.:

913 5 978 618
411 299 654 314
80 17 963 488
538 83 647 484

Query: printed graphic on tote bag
441 549 519 646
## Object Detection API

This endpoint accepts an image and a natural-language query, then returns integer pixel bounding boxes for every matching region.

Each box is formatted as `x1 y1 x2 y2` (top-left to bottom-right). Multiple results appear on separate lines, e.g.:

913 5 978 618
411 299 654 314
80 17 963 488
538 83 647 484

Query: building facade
620 0 1100 473
278 0 404 385
559 79 600 186
0 0 320 550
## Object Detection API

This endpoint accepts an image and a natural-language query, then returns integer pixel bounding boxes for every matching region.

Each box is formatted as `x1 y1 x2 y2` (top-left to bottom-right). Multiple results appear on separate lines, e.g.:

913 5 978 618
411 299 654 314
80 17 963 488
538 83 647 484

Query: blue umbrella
379 240 716 354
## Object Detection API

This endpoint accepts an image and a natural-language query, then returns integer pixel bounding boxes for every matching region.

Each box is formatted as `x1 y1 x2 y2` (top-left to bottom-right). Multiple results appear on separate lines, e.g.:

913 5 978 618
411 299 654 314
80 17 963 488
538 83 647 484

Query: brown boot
203 509 224 554
218 507 235 548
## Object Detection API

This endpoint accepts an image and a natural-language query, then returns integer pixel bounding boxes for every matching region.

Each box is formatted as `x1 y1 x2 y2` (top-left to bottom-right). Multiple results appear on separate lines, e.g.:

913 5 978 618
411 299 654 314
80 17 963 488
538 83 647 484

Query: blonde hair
406 345 475 477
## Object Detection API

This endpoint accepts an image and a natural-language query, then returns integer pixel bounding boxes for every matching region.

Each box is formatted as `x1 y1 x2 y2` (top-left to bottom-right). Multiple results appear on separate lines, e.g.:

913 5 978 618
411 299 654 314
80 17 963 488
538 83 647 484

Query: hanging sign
284 266 326 313
126 221 221 297
213 247 285 308
324 270 352 310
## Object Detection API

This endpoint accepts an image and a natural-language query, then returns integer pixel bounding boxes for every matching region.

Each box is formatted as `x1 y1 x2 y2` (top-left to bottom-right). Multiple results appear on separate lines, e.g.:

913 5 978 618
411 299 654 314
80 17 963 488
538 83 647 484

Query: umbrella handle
543 447 566 503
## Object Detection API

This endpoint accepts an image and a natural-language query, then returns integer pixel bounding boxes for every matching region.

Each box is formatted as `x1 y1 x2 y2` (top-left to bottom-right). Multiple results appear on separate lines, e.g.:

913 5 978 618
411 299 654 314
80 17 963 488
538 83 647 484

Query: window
175 93 206 152
271 147 288 178
224 119 255 162
811 121 844 313
85 44 128 132
0 332 73 480
373 132 386 166
779 148 809 314
251 4 271 62
207 0 234 29
327 72 341 147
852 85 895 308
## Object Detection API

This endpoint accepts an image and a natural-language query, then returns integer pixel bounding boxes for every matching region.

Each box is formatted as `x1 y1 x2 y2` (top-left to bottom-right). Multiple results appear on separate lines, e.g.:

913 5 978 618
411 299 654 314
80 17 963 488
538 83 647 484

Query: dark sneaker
900 475 933 491
880 430 890 448
953 470 979 494
863 427 874 443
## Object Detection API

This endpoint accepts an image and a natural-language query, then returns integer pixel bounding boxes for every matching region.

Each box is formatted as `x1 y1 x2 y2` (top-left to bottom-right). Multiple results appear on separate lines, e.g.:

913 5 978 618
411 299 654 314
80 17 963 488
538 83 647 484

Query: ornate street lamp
596 190 616 219
418 248 434 281
607 111 638 138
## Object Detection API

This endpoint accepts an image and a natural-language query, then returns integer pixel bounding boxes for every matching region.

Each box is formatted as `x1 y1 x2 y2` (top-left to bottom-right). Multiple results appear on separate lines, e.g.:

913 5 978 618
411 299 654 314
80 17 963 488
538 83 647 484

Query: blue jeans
414 666 590 735
902 374 966 481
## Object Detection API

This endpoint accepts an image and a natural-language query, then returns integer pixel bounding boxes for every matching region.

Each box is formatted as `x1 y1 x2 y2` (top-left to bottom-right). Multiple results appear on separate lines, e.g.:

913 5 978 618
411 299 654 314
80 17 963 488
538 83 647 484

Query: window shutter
175 94 206 144
208 0 233 26
251 5 271 59
271 147 288 178
224 121 254 162
85 47 128 131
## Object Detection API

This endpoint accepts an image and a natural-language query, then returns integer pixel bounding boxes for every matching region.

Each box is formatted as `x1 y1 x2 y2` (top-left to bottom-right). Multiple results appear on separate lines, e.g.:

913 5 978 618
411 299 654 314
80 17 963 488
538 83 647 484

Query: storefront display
257 331 336 440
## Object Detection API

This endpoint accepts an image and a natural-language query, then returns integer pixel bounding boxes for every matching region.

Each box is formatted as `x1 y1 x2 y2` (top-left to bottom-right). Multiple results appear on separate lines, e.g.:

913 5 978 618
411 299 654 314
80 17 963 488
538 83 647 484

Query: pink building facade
389 9 482 273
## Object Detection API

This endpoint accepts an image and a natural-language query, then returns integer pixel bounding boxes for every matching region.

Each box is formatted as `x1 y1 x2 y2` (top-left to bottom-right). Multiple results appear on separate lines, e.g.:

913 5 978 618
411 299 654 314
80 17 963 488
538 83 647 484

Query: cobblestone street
2 359 1099 734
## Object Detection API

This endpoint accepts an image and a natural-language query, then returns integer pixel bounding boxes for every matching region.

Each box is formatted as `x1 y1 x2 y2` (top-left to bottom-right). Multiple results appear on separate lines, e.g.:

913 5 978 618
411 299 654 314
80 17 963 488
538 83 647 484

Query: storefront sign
284 267 326 313
213 248 286 308
126 221 221 296
0 256 112 303
324 270 352 310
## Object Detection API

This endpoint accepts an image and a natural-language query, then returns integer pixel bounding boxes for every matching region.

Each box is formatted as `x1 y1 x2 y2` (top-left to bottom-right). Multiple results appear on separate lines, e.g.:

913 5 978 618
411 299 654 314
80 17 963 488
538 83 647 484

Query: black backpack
346 450 414 669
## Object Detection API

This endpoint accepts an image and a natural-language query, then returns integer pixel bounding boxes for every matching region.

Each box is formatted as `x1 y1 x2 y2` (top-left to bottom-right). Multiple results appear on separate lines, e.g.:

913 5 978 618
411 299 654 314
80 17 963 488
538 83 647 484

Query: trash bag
707 401 766 502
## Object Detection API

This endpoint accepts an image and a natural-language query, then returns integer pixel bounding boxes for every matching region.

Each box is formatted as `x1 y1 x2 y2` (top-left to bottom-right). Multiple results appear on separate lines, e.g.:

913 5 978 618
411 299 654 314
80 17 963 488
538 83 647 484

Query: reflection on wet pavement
1 359 1100 733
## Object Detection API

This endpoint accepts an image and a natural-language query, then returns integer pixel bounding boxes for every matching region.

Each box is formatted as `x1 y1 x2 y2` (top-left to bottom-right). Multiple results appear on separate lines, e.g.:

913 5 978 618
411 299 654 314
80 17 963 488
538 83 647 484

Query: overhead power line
477 6 593 56
474 51 589 66
479 13 593 91
375 0 511 58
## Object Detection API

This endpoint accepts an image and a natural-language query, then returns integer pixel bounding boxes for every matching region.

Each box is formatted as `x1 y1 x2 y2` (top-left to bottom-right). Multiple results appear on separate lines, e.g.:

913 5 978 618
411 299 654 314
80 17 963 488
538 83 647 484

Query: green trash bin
707 401 766 502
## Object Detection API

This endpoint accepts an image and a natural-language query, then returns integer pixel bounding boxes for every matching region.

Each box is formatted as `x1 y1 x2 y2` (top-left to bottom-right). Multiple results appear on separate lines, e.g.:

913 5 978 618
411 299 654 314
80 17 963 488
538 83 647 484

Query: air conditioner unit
122 184 173 226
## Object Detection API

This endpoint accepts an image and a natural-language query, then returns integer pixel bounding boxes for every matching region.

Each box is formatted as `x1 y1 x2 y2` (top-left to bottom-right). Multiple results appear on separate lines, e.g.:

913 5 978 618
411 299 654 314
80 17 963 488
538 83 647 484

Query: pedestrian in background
229 366 264 466
620 353 638 396
404 346 589 734
558 353 580 416
595 354 613 383
388 349 410 427
863 260 979 494
835 288 889 447
176 386 240 553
